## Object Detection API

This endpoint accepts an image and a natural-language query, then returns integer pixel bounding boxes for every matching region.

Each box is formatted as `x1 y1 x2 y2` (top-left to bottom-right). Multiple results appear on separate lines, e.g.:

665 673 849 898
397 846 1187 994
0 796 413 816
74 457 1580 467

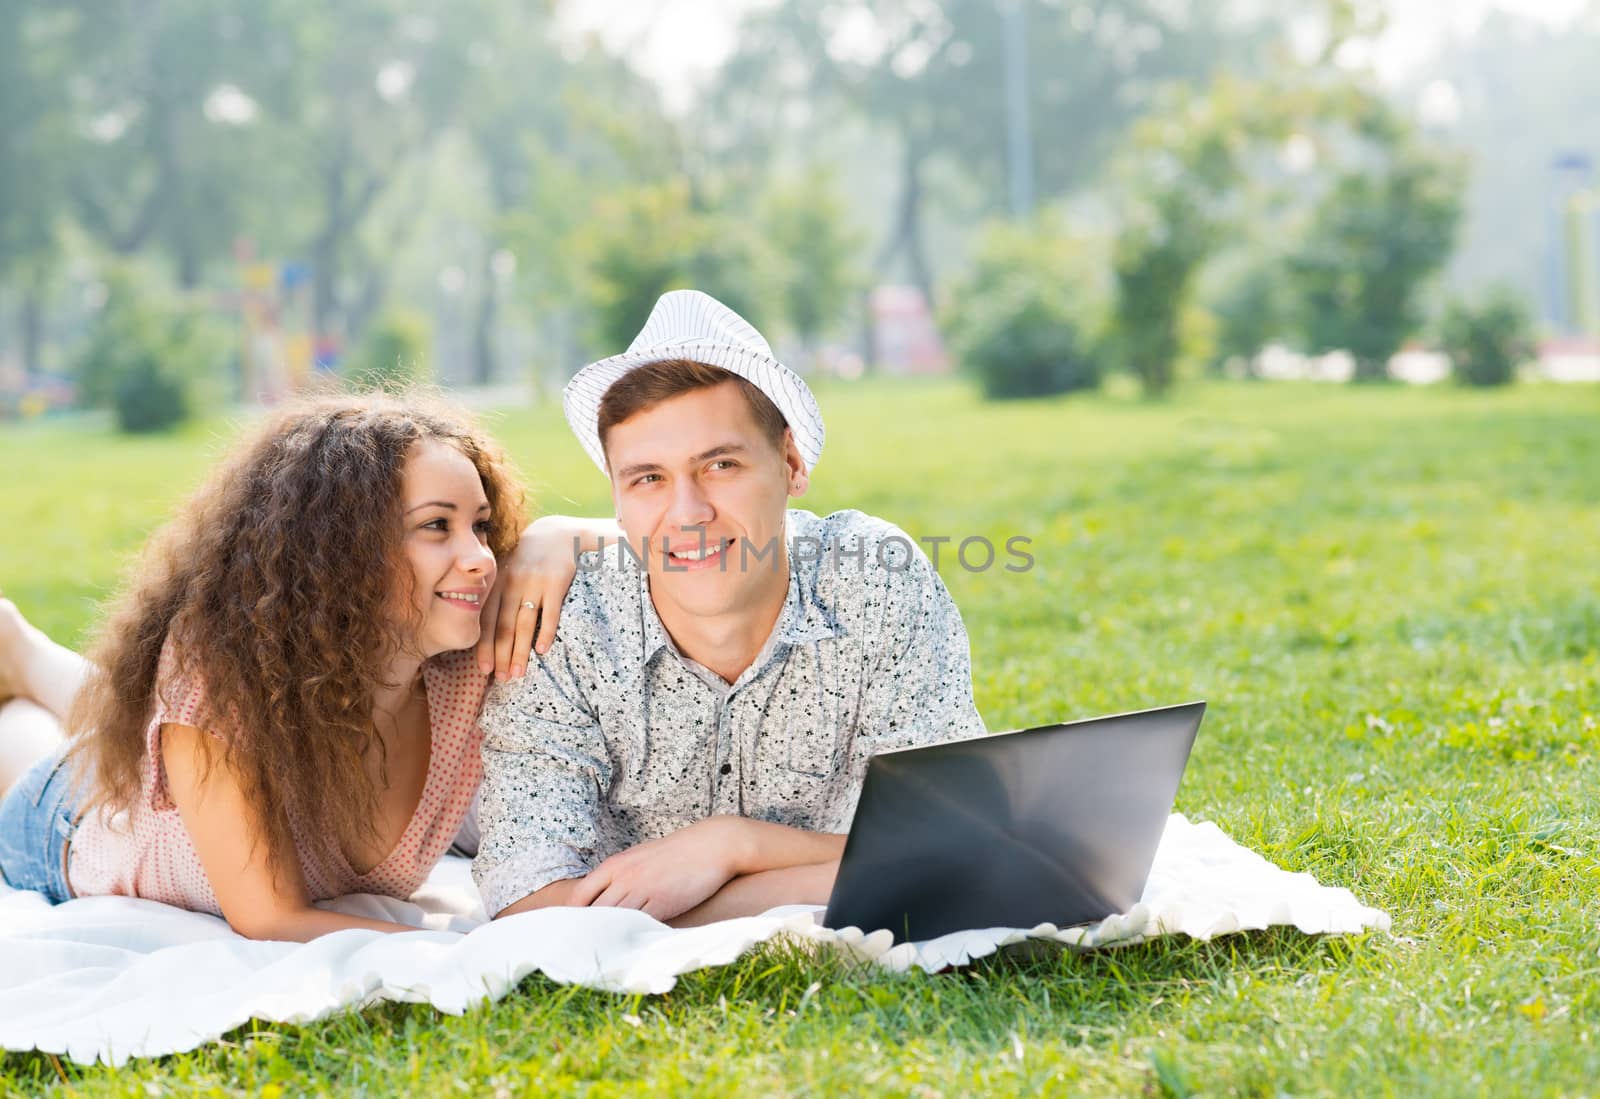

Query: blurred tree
0 2 72 373
346 307 432 392
944 217 1108 399
576 180 777 353
57 0 287 288
75 266 225 432
1427 9 1600 315
1288 143 1465 381
719 0 1282 304
1107 52 1465 393
258 1 492 349
446 0 614 384
1107 76 1294 396
762 169 863 361
1208 261 1293 375
1438 286 1537 387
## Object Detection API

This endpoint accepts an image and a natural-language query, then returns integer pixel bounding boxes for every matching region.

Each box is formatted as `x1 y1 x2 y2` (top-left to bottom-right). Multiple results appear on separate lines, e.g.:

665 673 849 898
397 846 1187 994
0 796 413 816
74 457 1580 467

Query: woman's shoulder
150 631 219 731
425 648 493 716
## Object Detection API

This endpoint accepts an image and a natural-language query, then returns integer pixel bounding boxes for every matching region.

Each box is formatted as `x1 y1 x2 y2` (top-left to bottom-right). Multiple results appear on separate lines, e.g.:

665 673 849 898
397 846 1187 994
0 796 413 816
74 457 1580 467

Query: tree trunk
899 141 934 310
472 249 499 386
875 136 935 310
857 286 877 374
19 286 42 376
311 228 340 353
1353 356 1388 382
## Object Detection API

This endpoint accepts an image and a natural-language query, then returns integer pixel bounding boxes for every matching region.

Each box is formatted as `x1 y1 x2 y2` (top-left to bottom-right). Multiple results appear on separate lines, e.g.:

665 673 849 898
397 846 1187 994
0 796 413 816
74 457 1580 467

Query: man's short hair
596 359 789 467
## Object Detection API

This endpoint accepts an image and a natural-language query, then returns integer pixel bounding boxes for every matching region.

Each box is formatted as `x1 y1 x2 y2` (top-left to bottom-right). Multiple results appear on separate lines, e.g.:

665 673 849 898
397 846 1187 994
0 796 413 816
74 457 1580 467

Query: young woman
0 394 599 941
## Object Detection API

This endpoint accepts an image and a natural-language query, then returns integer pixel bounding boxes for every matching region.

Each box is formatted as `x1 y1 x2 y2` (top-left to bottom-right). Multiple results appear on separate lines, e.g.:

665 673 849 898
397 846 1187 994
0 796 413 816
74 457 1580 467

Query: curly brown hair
66 393 526 873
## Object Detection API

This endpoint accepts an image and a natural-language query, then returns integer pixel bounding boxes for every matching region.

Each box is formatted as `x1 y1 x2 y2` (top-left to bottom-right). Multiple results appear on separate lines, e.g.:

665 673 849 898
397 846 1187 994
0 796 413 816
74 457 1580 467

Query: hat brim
563 340 826 475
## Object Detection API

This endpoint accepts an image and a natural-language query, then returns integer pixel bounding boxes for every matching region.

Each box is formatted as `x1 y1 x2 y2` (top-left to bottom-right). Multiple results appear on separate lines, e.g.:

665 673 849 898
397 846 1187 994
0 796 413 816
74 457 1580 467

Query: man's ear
782 429 810 498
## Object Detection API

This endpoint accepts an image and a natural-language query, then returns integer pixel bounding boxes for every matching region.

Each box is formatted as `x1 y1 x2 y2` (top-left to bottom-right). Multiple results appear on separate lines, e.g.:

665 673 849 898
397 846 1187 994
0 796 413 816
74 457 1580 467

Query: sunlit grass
2 378 1598 1096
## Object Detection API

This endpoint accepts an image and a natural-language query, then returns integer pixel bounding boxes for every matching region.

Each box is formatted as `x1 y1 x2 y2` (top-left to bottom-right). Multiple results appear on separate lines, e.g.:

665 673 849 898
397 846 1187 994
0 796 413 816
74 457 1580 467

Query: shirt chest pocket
767 674 848 779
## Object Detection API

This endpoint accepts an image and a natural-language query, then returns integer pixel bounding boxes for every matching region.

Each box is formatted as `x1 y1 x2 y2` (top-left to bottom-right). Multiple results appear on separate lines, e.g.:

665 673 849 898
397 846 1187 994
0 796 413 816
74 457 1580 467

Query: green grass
2 378 1598 1096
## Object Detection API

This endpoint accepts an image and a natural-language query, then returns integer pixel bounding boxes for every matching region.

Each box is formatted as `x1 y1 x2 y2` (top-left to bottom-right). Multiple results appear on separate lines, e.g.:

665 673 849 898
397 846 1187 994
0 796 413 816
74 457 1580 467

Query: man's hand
568 817 747 922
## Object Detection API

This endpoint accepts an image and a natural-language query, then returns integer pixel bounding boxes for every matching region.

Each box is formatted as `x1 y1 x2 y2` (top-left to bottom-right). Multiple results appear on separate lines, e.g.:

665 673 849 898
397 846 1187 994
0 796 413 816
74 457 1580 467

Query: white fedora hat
562 290 825 475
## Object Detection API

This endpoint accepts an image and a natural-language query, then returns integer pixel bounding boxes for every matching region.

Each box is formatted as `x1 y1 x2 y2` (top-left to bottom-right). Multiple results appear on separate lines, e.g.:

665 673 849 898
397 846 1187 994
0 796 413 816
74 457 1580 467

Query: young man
474 291 985 925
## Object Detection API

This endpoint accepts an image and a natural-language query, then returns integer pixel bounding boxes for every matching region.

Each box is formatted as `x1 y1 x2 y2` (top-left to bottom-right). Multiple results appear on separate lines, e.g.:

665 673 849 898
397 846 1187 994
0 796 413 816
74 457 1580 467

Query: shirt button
719 762 732 775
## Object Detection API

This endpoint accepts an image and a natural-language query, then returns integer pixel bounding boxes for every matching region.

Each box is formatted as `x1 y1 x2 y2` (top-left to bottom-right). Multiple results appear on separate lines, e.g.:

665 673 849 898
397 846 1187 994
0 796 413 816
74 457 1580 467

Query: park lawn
1 378 1598 1097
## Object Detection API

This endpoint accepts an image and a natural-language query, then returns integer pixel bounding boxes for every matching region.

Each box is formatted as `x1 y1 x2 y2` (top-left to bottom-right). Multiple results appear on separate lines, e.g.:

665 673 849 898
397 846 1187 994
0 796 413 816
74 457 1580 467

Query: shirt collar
623 520 846 688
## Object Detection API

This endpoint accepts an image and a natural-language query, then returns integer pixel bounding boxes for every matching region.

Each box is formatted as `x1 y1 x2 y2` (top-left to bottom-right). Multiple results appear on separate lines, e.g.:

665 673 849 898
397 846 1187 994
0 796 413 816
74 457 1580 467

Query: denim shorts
0 751 82 903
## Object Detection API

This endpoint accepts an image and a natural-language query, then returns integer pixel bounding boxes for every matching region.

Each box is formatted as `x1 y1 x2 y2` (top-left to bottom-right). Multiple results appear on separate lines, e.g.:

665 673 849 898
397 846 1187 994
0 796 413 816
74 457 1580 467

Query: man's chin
649 571 749 617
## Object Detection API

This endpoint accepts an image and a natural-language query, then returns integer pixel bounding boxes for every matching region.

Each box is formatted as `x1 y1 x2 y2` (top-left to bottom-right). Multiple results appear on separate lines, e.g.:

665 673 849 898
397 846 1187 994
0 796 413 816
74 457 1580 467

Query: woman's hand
477 515 620 679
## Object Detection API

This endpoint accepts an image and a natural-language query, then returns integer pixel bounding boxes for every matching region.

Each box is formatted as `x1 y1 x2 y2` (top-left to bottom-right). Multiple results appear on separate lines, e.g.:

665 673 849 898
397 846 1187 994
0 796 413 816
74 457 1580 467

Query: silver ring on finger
520 600 537 612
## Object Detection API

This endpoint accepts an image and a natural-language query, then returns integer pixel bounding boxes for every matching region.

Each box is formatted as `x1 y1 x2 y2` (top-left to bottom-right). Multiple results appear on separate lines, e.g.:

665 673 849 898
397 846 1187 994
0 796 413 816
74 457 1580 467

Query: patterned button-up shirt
472 508 986 916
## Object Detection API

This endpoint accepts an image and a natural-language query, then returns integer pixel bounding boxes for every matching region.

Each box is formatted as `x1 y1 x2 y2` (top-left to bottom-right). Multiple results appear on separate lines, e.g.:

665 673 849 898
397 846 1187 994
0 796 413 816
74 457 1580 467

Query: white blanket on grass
0 814 1389 1066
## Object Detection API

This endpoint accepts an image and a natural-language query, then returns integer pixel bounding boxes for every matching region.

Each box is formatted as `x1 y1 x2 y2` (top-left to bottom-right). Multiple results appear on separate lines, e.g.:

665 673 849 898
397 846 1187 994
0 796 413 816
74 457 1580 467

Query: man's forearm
494 876 588 918
668 860 839 927
724 818 846 876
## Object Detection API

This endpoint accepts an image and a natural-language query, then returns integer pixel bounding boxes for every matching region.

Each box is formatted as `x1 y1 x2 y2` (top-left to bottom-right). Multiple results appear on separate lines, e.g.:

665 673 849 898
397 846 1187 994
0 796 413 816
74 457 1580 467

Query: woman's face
396 439 498 659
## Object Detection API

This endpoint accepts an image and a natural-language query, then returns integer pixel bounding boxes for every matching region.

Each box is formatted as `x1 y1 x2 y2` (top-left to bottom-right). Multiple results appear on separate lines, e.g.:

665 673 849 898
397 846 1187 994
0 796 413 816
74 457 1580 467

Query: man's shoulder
482 540 643 717
790 508 936 622
789 508 919 562
562 538 647 621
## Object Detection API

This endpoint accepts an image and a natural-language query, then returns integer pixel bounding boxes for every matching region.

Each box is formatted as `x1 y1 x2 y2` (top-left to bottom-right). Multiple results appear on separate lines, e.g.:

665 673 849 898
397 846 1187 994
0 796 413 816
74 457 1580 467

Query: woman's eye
422 518 449 532
473 519 494 536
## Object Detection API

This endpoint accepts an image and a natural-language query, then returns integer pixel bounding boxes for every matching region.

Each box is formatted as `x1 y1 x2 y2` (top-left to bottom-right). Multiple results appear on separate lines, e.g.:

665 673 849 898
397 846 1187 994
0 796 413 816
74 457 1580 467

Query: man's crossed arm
494 816 844 926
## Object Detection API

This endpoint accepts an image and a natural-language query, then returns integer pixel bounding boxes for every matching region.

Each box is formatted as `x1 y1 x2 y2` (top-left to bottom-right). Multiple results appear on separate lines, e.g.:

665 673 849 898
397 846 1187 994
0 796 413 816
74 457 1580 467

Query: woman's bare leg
0 598 88 796
0 597 91 722
0 699 66 798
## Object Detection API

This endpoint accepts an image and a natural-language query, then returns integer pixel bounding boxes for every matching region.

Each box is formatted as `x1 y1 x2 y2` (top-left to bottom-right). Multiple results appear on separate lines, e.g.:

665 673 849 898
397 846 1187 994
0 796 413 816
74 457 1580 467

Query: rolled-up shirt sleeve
858 533 987 752
472 638 612 917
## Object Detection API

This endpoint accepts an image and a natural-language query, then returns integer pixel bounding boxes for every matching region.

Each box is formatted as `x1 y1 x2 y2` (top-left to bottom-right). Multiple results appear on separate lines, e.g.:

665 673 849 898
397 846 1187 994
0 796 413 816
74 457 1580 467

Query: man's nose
668 477 715 530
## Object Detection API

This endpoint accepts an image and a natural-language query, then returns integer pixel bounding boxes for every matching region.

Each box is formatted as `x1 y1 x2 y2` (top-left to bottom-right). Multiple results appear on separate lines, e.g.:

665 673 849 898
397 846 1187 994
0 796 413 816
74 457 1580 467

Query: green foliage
1208 261 1292 372
1288 146 1466 381
1107 75 1468 393
0 2 68 283
1112 188 1219 396
5 381 1600 1093
346 309 432 393
762 169 863 352
955 289 1101 400
945 218 1106 399
110 360 190 434
74 268 221 434
577 180 776 354
1439 286 1538 387
1106 74 1302 396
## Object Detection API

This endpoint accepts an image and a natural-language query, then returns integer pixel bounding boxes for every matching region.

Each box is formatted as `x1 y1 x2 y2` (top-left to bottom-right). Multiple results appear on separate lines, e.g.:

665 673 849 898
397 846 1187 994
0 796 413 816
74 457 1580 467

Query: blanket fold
0 814 1390 1066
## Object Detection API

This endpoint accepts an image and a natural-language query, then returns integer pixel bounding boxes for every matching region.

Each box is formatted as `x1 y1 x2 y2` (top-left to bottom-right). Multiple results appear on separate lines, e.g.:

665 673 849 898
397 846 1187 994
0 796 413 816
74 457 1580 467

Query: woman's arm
161 723 416 941
477 515 623 679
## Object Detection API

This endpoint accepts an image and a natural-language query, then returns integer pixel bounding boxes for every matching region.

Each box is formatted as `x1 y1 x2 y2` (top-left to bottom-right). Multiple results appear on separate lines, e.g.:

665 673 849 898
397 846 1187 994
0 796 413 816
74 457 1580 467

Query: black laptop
822 701 1205 941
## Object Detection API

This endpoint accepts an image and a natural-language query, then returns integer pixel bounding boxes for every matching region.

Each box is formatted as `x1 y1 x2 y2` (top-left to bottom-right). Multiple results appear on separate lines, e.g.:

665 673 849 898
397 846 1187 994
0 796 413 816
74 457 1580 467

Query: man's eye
634 474 661 486
709 460 737 471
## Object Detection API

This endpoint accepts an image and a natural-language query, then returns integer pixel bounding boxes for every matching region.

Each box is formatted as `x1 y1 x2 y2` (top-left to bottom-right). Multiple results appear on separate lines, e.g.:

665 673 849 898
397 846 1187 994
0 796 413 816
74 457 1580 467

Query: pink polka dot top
66 638 489 918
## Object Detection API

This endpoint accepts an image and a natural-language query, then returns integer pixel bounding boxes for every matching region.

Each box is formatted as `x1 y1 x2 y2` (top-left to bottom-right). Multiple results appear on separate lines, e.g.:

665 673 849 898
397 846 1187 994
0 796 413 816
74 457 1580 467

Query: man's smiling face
605 380 808 624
